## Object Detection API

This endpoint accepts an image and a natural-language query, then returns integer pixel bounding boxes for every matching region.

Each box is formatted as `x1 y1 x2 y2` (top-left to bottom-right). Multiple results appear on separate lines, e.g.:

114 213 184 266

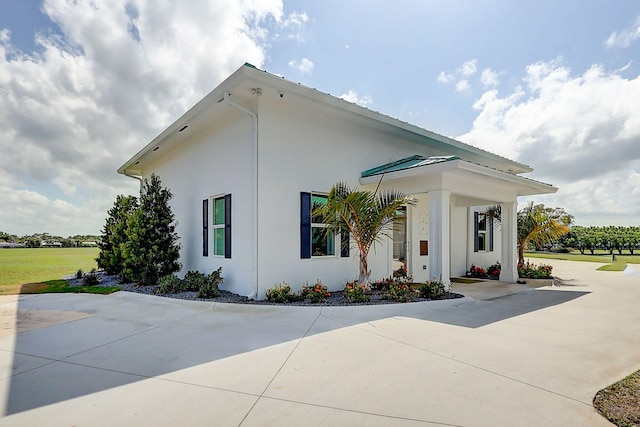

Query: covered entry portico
360 155 558 284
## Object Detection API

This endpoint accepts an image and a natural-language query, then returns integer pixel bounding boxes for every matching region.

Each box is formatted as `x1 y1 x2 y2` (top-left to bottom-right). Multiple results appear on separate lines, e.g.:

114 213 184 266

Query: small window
311 194 335 257
213 196 225 256
207 194 231 258
474 211 493 252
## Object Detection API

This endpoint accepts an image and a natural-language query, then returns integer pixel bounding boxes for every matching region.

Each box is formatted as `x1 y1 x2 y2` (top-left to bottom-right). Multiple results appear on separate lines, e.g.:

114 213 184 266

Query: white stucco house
118 63 557 299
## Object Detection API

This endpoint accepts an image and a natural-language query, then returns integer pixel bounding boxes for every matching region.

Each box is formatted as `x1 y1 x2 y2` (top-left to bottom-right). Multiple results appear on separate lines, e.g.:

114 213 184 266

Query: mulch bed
593 370 640 426
65 272 463 306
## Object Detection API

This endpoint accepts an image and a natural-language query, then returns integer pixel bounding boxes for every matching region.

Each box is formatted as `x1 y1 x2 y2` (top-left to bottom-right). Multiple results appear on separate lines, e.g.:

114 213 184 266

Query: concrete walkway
0 259 638 426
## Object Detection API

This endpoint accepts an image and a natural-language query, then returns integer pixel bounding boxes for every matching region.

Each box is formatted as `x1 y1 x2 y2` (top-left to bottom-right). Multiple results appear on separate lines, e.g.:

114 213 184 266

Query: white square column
499 201 518 283
428 189 451 283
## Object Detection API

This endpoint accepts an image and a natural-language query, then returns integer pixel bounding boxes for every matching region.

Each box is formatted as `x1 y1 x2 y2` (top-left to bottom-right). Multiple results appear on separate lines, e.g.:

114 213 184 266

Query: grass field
0 248 99 290
525 251 640 271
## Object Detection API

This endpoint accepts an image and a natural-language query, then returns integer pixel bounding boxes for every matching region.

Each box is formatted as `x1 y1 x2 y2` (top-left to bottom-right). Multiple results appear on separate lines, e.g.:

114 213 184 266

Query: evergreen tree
97 195 139 275
121 174 181 285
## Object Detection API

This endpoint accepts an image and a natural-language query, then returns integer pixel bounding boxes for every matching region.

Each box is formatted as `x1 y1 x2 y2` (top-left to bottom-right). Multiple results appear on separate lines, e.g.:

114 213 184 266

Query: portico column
499 201 518 282
429 189 451 284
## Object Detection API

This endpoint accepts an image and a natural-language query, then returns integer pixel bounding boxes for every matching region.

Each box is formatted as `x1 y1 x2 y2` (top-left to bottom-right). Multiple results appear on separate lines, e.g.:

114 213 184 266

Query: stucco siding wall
450 206 468 278
141 113 255 296
255 94 438 294
408 193 430 282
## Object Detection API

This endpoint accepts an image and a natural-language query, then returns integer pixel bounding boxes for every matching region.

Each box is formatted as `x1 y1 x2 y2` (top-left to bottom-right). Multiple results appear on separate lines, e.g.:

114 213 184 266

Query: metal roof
361 155 460 178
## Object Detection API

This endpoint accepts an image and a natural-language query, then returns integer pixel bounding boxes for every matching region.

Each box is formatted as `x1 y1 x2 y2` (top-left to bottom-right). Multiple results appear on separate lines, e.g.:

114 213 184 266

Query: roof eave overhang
359 159 557 196
119 63 534 177
118 65 257 177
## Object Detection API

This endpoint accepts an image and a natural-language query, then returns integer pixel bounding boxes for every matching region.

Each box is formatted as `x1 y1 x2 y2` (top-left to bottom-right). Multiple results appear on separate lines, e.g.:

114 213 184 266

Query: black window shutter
300 192 311 259
224 194 232 258
489 216 494 252
341 229 350 257
473 211 479 252
202 199 208 257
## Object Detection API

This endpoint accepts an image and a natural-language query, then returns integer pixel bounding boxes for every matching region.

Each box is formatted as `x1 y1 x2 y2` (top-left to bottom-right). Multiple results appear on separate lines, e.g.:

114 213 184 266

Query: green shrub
184 270 206 292
382 281 416 302
82 271 101 286
197 267 223 299
419 280 445 300
75 269 84 279
266 283 300 303
343 281 371 303
301 280 331 303
155 274 184 295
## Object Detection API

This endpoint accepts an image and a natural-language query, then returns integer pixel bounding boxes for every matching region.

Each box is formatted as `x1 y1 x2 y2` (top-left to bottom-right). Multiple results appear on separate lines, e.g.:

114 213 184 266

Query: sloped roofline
118 63 533 176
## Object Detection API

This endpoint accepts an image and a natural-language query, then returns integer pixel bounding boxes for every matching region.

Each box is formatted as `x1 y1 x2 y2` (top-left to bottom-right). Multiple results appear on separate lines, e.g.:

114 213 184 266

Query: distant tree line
0 231 100 248
560 226 640 255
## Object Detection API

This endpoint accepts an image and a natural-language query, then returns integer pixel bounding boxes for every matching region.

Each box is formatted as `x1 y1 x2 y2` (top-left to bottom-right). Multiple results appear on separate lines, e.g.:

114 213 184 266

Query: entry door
393 206 408 273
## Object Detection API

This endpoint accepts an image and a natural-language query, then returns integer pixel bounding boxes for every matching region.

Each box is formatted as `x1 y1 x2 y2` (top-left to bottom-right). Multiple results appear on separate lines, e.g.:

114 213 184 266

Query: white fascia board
118 66 252 176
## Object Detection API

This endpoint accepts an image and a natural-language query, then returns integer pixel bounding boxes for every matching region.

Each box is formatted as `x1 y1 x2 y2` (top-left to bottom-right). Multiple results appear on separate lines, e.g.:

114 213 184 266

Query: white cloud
282 11 308 28
437 59 489 92
340 90 373 107
272 11 309 41
288 57 314 74
605 15 640 48
459 60 640 225
459 59 478 76
0 0 288 236
480 68 500 88
437 71 455 84
455 80 471 92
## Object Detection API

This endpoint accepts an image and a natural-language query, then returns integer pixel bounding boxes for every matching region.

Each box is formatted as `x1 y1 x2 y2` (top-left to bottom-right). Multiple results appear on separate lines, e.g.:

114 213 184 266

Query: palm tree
315 182 417 285
517 202 571 265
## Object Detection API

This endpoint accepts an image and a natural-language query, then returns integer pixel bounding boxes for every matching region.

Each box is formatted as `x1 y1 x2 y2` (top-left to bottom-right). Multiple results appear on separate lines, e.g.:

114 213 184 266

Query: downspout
123 171 143 193
223 91 259 299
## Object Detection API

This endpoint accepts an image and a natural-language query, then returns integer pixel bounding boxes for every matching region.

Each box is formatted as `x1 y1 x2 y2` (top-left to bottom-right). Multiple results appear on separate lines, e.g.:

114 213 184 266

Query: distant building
0 242 26 248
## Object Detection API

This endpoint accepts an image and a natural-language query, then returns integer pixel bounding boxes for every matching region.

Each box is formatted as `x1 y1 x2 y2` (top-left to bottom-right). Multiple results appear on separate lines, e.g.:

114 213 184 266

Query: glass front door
393 206 407 273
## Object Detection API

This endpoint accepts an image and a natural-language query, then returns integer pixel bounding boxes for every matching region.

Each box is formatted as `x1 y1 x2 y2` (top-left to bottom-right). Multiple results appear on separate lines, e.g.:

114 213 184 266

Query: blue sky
1 0 639 236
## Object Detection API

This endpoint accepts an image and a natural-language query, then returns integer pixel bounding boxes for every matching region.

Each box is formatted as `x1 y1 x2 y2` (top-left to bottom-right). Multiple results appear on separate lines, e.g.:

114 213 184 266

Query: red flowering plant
382 280 418 302
343 281 371 303
487 262 501 279
467 264 487 278
301 280 331 303
518 262 553 279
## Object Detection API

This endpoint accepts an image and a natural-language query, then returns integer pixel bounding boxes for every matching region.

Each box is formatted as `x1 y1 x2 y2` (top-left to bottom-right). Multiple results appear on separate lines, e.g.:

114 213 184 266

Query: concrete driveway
0 259 638 426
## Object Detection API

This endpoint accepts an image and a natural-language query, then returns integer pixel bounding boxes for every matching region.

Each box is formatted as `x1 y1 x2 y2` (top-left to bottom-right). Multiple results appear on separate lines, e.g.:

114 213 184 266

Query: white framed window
204 194 231 258
477 213 487 252
311 193 335 257
212 196 226 257
474 211 493 253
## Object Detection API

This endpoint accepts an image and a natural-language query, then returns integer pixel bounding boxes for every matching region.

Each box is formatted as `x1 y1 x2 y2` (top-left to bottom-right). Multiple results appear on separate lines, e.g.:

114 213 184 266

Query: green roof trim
361 155 460 178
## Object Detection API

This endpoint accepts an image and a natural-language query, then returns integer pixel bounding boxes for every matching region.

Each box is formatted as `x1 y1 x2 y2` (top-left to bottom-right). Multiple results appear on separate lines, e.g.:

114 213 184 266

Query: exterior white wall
408 193 429 282
140 86 524 296
255 93 441 295
141 112 255 296
450 205 468 278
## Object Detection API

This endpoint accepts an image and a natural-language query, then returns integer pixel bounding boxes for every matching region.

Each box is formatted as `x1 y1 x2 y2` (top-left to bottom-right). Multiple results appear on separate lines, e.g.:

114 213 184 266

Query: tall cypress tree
97 195 139 275
121 174 181 285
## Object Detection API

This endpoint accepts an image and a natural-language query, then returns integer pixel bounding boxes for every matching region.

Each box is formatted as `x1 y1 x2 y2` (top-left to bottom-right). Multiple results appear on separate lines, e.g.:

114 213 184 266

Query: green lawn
525 251 640 271
23 279 119 295
0 247 99 288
